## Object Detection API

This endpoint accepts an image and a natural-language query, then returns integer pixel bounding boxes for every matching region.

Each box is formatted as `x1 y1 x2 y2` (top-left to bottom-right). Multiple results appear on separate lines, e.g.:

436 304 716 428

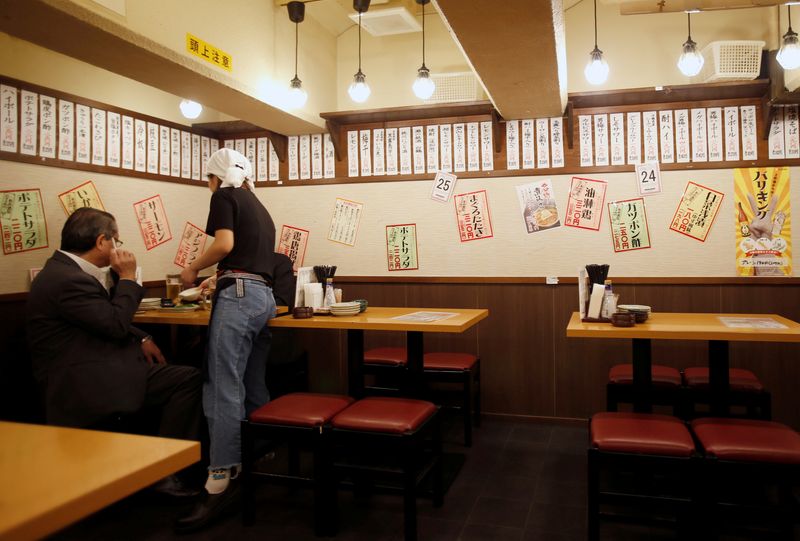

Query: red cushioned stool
362 347 481 446
691 418 800 539
606 363 684 415
683 367 772 420
331 397 442 541
589 412 698 541
242 392 354 536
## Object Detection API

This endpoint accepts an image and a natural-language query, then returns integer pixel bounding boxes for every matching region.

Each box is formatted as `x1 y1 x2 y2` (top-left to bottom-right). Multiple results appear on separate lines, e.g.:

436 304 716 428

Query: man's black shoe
174 478 241 533
150 474 200 499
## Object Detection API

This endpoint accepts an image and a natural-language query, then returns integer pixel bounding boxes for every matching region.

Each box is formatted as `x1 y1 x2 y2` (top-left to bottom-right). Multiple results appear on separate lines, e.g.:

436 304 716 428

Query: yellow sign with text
186 33 232 72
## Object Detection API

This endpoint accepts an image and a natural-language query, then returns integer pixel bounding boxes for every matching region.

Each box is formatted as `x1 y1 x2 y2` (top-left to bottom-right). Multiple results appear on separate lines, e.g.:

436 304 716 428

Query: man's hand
141 338 166 365
199 274 217 292
180 267 198 288
110 248 138 281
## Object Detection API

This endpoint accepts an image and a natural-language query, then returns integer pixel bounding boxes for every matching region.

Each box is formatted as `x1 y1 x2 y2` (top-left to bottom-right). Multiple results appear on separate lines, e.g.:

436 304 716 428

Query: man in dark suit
26 208 202 494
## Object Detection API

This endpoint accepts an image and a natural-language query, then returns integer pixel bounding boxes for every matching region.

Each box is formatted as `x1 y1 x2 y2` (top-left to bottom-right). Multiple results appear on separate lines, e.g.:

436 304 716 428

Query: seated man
26 208 201 495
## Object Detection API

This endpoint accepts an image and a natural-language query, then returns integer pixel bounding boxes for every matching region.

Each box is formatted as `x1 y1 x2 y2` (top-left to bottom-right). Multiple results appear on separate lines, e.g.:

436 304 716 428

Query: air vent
349 6 421 36
424 72 483 104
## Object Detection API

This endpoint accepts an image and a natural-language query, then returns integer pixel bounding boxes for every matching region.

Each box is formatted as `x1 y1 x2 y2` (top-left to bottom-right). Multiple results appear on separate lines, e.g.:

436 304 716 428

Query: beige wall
565 3 778 93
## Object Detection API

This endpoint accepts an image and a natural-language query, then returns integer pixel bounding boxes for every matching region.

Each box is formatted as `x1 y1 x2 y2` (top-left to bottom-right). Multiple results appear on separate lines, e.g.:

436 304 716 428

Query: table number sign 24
636 162 662 196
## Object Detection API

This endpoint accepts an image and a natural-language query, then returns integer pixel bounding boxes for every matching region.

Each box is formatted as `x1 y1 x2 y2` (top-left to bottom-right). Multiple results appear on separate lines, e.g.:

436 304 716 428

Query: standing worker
176 148 277 531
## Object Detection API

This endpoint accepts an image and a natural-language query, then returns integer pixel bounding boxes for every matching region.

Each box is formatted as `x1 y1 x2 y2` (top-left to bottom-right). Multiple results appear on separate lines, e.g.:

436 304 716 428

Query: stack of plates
617 304 651 322
139 298 162 310
330 301 361 317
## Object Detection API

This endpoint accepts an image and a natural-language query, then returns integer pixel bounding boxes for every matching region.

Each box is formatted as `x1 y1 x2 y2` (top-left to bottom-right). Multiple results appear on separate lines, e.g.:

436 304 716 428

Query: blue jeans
204 278 276 469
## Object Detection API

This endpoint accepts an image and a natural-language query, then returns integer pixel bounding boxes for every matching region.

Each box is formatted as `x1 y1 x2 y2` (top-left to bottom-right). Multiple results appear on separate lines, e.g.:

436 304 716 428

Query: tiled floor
53 416 796 541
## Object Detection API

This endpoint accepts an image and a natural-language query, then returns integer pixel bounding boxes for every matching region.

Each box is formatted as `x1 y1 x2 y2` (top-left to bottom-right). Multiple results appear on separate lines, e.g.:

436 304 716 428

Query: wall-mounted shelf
193 120 288 162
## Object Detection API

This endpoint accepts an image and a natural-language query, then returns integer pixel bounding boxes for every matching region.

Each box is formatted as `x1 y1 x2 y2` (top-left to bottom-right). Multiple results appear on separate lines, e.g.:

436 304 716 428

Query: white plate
331 302 360 308
617 304 651 312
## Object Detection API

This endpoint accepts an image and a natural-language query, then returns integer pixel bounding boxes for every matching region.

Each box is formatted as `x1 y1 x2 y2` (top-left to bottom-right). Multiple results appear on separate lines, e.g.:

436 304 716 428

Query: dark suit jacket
26 251 150 427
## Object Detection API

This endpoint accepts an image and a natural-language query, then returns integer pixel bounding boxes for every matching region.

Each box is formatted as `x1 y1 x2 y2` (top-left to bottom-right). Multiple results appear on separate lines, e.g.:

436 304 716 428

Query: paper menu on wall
372 129 385 176
691 108 708 162
20 90 37 157
768 108 785 159
91 108 106 165
121 115 134 169
593 115 608 167
234 139 245 156
521 119 535 169
609 113 624 166
324 133 336 178
0 189 48 255
278 225 310 271
642 111 658 163
268 140 280 181
626 112 641 165
359 129 372 176
170 128 180 177
257 137 268 182
724 106 740 161
740 105 758 160
76 104 91 164
180 130 191 178
675 109 690 163
299 134 310 179
58 100 74 161
328 197 363 246
453 123 466 172
288 135 299 180
159 125 170 175
146 122 158 174
784 105 800 159
245 137 257 180
203 136 212 179
347 130 358 177
440 124 453 172
311 133 323 179
224 140 234 149
413 126 425 174
579 115 592 167
707 107 723 162
426 125 439 173
467 122 480 172
192 134 201 180
550 117 565 168
399 127 412 175
38 95 56 159
536 118 550 168
1 85 18 153
385 128 398 175
480 120 493 170
107 111 120 167
658 110 674 164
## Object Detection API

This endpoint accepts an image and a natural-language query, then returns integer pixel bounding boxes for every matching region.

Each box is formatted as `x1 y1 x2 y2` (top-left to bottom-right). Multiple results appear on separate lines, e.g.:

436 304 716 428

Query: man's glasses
113 238 124 249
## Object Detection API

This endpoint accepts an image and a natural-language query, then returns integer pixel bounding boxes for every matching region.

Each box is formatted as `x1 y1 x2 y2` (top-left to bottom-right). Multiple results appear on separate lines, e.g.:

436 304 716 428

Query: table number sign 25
430 171 457 203
635 162 662 196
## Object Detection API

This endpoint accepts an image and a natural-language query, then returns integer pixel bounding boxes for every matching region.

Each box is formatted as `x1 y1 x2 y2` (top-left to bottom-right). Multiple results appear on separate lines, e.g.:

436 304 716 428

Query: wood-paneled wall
3 279 799 430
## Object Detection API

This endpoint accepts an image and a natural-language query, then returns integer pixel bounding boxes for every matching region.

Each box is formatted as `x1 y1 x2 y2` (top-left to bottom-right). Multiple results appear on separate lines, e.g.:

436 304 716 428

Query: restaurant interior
1 0 800 539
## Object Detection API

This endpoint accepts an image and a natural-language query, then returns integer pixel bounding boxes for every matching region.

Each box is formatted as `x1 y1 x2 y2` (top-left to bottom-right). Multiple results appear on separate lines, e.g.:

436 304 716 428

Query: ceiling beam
617 0 783 15
434 0 567 119
0 0 324 135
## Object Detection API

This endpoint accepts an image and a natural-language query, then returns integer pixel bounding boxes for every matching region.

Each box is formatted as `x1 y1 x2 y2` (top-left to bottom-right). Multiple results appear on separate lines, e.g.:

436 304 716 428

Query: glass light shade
348 71 371 103
677 39 704 76
778 31 800 70
179 99 203 119
412 67 436 99
287 77 308 109
584 48 609 85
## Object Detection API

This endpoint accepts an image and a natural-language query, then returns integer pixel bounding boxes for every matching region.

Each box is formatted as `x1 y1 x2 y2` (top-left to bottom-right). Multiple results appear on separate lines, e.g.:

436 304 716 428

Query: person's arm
58 274 143 340
180 229 234 287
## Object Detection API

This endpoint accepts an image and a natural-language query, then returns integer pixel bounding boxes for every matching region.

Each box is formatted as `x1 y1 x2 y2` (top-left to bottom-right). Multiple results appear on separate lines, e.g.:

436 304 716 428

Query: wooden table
270 307 489 397
0 421 199 541
134 305 289 326
566 312 800 415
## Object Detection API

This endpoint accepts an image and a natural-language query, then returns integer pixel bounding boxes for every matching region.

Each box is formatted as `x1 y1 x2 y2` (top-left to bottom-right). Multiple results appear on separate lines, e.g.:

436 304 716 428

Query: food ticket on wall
57 181 105 215
1 189 48 255
735 167 792 276
565 177 607 231
669 182 724 242
386 224 419 271
328 198 363 246
608 198 651 252
516 179 561 234
278 225 309 271
133 195 172 251
454 190 493 242
174 222 208 269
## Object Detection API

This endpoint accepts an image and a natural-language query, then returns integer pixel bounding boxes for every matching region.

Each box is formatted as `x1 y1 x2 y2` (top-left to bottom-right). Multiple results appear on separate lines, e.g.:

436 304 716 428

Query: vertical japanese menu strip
724 106 740 161
121 115 134 170
506 120 519 170
691 108 708 162
180 130 191 178
426 125 438 173
385 128 398 175
784 105 799 159
453 123 466 173
642 111 658 163
659 110 674 164
413 126 425 174
75 105 91 164
38 95 56 159
466 123 479 172
58 99 74 161
91 108 106 166
288 135 299 180
311 133 323 179
675 110 690 163
740 105 757 161
202 136 211 179
298 135 310 179
372 129 385 176
480 121 493 171
579 115 592 167
592 115 608 167
347 130 358 177
20 90 37 156
707 107 723 162
609 113 624 166
107 111 121 168
399 127 412 175
521 119 535 169
256 137 268 182
191 134 201 180
440 124 453 173
159 126 170 175
268 140 280 181
0 85 18 153
536 118 550 168
626 111 641 165
146 122 158 174
551 117 565 168
323 134 335 178
359 129 371 176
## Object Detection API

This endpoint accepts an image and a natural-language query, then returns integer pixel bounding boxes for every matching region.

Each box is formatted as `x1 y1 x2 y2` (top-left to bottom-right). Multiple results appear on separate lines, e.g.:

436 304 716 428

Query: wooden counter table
270 307 489 397
0 421 199 541
566 312 800 414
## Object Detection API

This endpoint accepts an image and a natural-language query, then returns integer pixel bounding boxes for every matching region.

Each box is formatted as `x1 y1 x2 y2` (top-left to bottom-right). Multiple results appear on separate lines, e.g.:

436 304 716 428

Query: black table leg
708 340 730 417
632 338 653 413
347 329 364 399
407 332 424 398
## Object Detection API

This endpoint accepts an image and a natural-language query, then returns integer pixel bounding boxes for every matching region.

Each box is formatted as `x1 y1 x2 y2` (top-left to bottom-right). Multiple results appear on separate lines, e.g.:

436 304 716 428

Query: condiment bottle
738 202 750 238
601 280 614 319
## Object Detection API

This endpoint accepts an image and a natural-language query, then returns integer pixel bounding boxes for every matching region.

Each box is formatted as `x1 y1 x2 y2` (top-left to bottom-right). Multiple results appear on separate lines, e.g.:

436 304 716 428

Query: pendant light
348 0 371 103
778 5 800 70
412 0 435 100
286 1 308 109
677 12 704 77
584 0 609 85
179 99 202 119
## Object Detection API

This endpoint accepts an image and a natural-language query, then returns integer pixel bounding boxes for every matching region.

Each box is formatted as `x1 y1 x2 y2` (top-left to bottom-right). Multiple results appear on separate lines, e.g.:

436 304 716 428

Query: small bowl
633 312 649 323
352 299 368 313
292 306 314 319
611 312 635 327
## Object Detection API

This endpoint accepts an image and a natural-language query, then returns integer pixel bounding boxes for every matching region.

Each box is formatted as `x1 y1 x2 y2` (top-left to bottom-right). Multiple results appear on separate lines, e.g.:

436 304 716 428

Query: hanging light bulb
677 12 704 77
778 5 800 70
584 0 609 85
348 0 372 103
286 1 308 109
412 0 435 100
179 99 202 119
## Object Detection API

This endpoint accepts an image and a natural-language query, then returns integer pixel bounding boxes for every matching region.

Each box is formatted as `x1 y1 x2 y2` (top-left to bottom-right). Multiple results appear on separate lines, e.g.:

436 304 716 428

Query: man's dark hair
61 207 117 253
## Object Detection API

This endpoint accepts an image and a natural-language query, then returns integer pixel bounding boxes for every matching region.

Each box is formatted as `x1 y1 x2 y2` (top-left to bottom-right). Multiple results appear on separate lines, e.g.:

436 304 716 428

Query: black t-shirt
206 187 276 279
